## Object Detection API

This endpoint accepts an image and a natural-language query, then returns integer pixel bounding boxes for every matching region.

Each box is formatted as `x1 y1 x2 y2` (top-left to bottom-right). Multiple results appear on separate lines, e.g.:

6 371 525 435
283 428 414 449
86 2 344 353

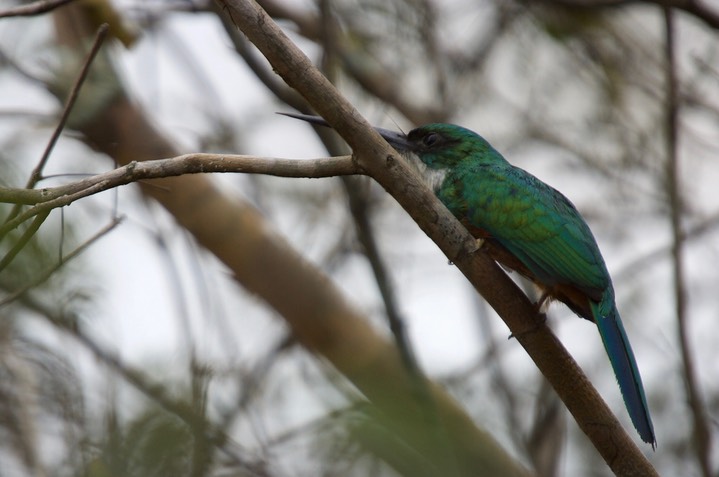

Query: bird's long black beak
278 112 412 152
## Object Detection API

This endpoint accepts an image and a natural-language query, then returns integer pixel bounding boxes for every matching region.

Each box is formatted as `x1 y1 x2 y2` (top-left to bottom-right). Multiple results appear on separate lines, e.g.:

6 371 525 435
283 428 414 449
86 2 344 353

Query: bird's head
279 113 502 190
398 123 498 170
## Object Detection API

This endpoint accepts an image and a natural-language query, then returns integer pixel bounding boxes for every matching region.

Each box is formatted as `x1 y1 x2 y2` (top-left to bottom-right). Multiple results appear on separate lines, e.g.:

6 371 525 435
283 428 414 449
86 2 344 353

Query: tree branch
0 154 357 241
0 153 356 206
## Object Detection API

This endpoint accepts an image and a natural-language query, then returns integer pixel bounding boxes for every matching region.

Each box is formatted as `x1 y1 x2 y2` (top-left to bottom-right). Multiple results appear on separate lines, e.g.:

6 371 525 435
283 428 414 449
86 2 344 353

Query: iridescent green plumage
419 124 609 296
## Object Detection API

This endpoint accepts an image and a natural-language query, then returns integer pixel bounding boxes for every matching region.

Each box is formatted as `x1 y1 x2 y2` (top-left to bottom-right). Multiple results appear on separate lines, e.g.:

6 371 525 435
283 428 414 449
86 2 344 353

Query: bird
280 112 656 447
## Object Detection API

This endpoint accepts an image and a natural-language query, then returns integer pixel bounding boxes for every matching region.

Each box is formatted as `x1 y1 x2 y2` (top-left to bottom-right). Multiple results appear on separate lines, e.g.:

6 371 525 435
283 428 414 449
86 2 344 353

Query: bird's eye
423 133 439 147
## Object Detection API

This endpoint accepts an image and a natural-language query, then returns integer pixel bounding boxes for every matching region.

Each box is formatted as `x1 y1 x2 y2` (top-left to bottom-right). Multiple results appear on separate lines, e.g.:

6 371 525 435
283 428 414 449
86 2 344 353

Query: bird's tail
591 299 656 447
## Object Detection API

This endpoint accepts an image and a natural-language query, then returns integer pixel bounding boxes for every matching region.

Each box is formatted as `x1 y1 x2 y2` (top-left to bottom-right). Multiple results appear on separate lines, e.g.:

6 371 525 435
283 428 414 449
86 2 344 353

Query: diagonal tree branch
50 4 532 475
217 1 659 475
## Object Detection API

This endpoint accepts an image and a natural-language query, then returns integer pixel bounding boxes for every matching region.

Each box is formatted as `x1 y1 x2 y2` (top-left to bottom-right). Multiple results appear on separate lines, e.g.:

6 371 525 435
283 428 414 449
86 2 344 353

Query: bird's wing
458 167 609 297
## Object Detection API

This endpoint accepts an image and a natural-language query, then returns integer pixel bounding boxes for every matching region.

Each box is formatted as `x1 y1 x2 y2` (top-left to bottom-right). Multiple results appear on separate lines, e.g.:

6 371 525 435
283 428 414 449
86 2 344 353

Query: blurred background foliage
0 0 718 476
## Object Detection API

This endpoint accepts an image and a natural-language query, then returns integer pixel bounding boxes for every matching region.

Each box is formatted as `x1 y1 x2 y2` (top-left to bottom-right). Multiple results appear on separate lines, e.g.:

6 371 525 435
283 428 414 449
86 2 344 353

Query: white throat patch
405 153 448 192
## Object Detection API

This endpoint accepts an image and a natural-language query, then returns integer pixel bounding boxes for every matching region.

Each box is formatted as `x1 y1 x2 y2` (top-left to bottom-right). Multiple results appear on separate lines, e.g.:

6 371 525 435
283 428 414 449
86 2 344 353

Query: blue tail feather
591 300 656 447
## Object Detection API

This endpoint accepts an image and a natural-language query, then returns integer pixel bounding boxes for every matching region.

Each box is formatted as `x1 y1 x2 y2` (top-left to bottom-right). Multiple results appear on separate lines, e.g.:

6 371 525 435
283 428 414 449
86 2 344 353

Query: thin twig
342 174 465 477
0 154 357 240
0 181 109 243
664 7 712 477
314 0 427 420
0 217 122 308
0 211 51 274
27 23 109 189
0 0 76 18
256 0 440 124
0 154 356 205
3 23 109 226
215 3 305 110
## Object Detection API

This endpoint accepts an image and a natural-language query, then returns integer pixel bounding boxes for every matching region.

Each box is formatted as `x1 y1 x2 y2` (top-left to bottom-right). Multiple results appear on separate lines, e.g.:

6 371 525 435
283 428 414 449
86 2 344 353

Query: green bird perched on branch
281 112 656 447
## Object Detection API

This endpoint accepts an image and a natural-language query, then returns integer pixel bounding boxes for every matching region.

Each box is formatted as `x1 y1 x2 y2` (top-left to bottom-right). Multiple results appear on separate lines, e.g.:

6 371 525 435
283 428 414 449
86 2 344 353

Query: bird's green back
411 124 611 300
